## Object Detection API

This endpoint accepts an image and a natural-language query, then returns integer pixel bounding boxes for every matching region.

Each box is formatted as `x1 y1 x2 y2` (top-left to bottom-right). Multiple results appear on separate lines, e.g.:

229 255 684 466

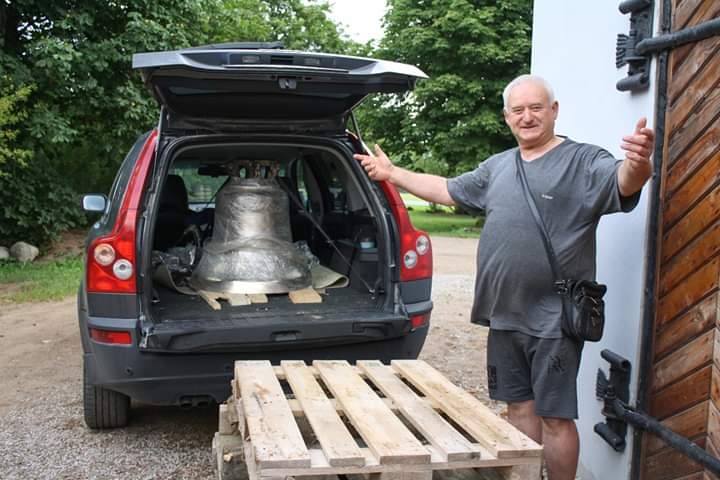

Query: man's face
503 81 558 148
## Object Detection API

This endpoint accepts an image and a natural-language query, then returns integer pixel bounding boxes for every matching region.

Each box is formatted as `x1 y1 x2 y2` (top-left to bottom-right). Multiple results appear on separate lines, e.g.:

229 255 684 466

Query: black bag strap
515 150 564 286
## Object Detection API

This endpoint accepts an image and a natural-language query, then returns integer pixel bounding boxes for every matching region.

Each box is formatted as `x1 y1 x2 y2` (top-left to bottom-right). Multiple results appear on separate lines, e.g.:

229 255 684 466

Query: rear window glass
170 167 227 210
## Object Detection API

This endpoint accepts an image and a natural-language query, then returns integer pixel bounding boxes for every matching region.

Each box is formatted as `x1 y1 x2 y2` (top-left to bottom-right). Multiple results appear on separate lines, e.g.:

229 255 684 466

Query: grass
408 206 483 238
0 256 83 304
400 192 483 238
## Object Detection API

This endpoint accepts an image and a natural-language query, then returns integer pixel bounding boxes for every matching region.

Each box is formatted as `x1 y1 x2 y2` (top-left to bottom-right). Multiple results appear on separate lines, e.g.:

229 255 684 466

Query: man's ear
503 108 511 127
552 101 559 120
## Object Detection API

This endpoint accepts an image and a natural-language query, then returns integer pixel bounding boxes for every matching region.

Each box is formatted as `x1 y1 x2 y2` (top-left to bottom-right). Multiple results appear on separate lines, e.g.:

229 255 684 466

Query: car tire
83 364 130 429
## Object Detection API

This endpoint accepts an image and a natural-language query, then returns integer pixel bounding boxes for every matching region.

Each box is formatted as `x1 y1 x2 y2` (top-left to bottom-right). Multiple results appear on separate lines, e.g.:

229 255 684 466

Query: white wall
531 1 660 479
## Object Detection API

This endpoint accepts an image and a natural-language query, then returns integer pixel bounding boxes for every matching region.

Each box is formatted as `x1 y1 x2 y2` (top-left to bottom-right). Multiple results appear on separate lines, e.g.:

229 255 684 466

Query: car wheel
83 364 130 429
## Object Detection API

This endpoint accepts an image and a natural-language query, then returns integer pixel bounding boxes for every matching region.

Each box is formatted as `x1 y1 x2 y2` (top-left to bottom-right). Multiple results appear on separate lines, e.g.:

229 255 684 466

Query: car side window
294 161 310 210
170 167 227 211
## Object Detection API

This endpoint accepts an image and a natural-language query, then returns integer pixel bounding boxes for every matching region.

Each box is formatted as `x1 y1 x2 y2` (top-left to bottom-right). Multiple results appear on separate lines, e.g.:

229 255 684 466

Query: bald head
502 74 559 149
502 75 555 111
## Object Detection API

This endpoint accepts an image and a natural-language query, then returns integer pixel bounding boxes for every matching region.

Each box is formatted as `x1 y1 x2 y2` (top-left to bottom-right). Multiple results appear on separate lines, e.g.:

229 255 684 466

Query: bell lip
189 276 312 295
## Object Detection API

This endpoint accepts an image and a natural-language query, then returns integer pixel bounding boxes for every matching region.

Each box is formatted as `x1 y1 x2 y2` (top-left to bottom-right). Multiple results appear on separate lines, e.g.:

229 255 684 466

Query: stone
0 247 9 260
10 241 40 262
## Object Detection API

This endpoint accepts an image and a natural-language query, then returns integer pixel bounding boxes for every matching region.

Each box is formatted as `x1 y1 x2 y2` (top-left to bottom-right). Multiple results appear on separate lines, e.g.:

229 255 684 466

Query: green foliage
0 0 356 245
0 80 33 173
0 255 83 304
355 0 532 177
0 160 85 246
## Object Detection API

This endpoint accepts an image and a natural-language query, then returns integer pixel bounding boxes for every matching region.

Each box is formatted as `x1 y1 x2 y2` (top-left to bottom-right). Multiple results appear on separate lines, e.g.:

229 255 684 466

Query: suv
79 43 433 428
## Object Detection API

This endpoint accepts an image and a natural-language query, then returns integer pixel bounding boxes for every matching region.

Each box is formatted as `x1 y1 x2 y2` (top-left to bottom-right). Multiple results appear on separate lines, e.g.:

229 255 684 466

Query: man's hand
353 144 394 181
618 117 655 197
353 143 456 205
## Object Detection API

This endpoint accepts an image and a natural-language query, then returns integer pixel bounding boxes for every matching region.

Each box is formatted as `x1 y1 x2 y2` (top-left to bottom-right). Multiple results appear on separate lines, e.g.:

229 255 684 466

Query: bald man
354 74 654 480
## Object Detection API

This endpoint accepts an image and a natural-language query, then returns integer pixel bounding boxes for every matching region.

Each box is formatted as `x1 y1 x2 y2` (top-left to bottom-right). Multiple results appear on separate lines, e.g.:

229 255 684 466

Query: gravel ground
0 236 491 479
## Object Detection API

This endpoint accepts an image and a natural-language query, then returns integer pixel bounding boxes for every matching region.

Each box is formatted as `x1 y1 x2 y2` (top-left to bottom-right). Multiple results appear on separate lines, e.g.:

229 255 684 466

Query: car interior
148 142 386 322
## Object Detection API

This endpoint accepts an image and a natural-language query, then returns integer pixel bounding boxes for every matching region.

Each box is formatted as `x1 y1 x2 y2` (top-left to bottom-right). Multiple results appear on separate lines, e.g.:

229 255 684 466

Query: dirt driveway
0 236 489 479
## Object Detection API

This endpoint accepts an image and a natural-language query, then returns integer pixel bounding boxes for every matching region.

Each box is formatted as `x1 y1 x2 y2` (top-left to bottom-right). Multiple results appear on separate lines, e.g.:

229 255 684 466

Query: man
353 74 654 480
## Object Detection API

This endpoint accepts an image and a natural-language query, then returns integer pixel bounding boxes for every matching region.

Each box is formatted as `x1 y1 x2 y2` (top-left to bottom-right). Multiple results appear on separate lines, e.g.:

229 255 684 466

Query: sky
327 0 388 44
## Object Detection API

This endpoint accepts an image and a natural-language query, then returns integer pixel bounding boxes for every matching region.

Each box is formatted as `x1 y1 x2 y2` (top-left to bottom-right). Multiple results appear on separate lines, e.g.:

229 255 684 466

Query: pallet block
215 360 542 480
199 288 321 310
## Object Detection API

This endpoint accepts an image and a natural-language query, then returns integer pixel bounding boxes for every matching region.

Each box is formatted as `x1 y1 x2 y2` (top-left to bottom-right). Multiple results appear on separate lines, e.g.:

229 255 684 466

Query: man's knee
507 400 535 418
506 400 542 443
541 416 576 436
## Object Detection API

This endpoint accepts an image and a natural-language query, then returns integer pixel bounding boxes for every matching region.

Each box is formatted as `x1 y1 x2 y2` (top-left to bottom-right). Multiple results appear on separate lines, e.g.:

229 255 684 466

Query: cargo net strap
275 178 375 295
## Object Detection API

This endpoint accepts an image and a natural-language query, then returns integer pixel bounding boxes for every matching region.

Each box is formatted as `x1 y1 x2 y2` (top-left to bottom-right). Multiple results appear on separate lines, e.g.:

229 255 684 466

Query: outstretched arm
617 117 654 197
353 144 456 206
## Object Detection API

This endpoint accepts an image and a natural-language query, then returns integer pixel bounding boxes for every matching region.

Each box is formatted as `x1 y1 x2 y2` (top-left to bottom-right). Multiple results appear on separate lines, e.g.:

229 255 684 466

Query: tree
0 0 355 245
355 0 533 177
0 79 32 173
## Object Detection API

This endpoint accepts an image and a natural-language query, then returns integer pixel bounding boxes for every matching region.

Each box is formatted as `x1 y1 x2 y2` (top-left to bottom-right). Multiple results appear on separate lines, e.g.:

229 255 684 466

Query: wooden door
642 1 720 479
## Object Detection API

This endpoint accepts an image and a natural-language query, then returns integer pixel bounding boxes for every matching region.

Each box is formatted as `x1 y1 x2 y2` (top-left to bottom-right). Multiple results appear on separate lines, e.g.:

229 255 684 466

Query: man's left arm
617 117 655 197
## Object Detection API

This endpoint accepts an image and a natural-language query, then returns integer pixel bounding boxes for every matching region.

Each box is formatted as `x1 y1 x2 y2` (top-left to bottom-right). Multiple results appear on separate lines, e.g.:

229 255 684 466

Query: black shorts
486 329 583 419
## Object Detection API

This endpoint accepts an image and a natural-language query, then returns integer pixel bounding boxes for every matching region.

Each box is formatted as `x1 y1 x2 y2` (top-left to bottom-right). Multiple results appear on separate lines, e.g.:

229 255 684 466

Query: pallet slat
314 360 431 465
358 360 481 462
281 360 365 467
235 360 311 469
258 445 541 477
392 360 541 459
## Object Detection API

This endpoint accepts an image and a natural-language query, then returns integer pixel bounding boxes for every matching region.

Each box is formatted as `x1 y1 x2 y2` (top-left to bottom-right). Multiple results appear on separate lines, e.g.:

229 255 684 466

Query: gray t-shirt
447 138 640 338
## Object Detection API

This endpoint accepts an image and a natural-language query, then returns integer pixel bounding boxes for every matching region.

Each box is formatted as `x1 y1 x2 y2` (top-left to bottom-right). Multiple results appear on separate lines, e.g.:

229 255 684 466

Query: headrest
160 174 188 211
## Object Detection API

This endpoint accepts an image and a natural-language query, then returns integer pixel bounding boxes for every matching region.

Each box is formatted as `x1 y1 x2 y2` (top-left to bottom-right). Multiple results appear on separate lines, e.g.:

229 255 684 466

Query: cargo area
143 139 394 347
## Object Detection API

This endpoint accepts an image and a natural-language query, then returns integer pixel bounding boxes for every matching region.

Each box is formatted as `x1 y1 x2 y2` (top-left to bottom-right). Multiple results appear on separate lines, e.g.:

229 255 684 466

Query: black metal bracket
616 0 720 92
594 349 632 451
616 0 654 92
595 349 720 474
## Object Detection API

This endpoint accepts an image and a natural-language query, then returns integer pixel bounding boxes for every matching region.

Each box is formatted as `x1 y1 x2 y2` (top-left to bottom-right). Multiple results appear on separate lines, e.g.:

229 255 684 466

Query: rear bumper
79 306 431 405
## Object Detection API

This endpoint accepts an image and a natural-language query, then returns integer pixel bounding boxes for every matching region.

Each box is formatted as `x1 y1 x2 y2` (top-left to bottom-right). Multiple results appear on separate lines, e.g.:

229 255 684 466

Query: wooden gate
642 1 720 478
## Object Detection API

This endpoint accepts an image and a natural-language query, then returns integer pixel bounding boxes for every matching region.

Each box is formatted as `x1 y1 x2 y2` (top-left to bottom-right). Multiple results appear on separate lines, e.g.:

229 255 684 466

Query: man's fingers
353 144 391 181
622 131 654 149
641 127 655 145
624 151 652 167
635 117 647 134
621 141 650 156
374 143 385 158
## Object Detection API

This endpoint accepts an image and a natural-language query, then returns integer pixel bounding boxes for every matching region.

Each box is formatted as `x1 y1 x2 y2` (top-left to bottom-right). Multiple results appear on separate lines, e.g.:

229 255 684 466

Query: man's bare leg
506 400 542 443
542 417 579 480
507 402 578 479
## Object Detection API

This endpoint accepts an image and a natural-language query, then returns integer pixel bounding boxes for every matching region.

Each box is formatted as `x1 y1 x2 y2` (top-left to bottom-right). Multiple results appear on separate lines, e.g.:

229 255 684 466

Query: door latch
278 77 297 90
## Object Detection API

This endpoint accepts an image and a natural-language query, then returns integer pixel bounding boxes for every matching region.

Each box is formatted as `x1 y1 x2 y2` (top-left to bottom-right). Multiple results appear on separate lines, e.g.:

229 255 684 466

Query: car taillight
87 210 138 293
378 181 433 281
90 328 132 345
86 130 157 294
410 313 430 330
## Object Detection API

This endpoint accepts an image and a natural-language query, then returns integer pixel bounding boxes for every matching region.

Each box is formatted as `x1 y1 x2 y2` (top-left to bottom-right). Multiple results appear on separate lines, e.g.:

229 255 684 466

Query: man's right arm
353 144 456 206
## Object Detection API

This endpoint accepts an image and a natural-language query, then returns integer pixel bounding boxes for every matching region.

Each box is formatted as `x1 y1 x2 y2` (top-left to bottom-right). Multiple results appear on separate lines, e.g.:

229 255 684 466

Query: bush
0 161 85 246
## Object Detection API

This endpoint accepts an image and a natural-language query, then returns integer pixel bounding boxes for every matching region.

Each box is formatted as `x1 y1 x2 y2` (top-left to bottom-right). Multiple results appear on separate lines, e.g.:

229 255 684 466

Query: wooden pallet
199 287 322 310
213 360 542 480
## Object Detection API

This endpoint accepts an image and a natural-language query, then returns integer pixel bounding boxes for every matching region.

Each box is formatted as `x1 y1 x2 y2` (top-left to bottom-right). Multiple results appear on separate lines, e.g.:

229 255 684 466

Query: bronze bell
191 162 312 294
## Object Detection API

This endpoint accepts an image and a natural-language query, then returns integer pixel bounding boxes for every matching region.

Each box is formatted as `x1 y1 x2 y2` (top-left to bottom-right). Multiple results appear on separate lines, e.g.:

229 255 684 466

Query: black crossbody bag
515 151 607 342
